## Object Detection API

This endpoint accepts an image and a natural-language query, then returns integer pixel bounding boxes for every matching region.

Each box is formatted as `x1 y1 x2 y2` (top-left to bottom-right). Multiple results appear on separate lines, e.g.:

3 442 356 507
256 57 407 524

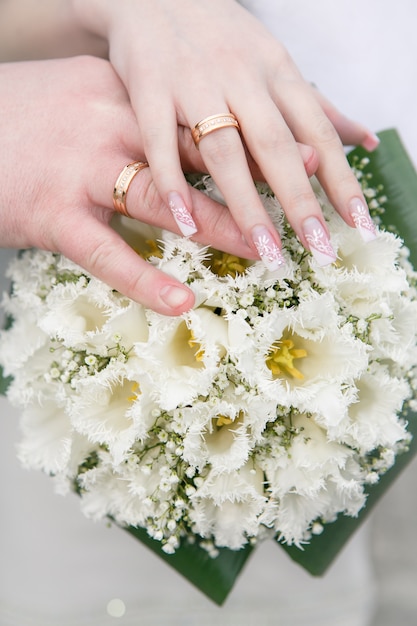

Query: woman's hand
73 0 379 270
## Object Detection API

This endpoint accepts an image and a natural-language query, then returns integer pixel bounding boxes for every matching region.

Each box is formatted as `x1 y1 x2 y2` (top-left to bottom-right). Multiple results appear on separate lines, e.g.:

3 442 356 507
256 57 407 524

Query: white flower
346 366 410 453
189 465 267 549
369 296 417 367
247 293 369 417
133 307 229 410
259 414 366 544
317 227 408 319
0 312 48 376
1 170 416 555
17 401 74 475
40 279 149 354
68 375 140 465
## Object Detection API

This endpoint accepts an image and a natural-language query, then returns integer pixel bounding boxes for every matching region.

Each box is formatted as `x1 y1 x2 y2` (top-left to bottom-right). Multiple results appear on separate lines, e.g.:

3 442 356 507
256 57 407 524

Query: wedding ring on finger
113 161 149 218
191 113 240 148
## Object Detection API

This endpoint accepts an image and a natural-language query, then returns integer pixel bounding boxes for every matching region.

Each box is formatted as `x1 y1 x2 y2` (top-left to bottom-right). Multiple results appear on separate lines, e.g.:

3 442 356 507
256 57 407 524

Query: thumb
56 209 195 316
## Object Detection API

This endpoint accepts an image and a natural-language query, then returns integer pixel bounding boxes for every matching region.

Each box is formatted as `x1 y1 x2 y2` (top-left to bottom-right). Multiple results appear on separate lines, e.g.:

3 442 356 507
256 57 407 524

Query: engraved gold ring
191 113 240 148
113 161 149 218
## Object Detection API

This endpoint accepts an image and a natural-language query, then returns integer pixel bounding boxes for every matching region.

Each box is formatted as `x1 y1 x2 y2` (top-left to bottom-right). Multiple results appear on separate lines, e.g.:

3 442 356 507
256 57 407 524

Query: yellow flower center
127 382 141 403
266 338 307 380
134 239 163 260
216 414 234 427
144 239 163 259
207 252 247 278
188 330 205 361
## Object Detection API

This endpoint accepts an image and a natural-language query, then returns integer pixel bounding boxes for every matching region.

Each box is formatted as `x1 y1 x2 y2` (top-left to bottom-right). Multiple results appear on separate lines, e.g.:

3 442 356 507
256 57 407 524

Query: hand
0 55 321 315
73 0 379 270
0 56 256 316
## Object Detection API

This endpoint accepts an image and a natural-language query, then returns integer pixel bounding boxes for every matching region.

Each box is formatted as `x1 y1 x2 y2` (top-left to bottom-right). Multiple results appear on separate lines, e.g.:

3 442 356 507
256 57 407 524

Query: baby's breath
1 170 416 556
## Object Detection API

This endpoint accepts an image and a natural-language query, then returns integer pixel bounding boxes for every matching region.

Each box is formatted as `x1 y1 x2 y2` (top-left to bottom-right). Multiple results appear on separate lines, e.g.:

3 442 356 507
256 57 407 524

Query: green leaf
282 129 417 574
348 129 417 267
124 525 253 605
0 364 11 396
0 314 13 395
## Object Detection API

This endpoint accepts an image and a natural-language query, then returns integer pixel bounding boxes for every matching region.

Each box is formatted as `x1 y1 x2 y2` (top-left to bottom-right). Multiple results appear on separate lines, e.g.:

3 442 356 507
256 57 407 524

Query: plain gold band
191 113 240 147
113 161 149 217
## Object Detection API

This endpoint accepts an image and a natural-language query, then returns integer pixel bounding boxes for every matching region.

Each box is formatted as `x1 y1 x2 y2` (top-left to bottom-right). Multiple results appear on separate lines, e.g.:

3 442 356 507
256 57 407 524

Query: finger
177 124 319 178
54 208 195 316
88 153 256 259
192 113 286 271
311 87 380 151
133 86 200 239
270 81 377 239
225 92 337 266
291 142 319 178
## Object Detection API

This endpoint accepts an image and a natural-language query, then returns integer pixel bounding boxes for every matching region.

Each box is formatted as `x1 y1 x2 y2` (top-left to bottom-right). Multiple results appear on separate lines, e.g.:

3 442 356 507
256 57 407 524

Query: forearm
0 0 108 61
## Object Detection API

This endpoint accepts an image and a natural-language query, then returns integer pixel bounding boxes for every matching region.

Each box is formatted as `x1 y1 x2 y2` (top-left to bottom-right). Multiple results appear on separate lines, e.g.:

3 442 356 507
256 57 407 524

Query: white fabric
240 0 417 167
1 0 417 623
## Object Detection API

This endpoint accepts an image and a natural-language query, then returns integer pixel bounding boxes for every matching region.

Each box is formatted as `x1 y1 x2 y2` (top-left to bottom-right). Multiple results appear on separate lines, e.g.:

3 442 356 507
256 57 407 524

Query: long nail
361 132 380 152
251 225 285 271
303 217 336 266
349 197 377 242
168 192 197 237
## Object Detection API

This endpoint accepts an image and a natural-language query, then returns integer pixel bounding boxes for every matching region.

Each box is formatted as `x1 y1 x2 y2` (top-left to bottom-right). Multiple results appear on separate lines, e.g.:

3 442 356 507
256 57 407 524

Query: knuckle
87 237 116 276
123 264 149 299
274 47 298 75
87 237 150 302
140 176 162 215
285 187 318 214
312 114 338 145
252 122 293 157
141 124 166 150
131 171 166 224
200 130 242 167
178 126 204 171
333 168 362 197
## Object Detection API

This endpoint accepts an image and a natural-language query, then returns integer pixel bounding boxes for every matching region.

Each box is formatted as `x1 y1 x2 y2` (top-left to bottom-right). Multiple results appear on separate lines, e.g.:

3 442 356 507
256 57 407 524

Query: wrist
0 0 108 62
71 0 114 38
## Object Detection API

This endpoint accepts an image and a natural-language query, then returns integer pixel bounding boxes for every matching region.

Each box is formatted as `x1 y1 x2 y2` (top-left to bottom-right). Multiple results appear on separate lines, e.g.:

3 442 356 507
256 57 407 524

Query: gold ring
191 113 240 148
113 161 149 217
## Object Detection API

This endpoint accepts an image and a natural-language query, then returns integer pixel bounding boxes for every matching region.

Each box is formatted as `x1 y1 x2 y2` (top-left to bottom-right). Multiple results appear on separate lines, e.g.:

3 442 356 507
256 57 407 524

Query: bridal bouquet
1 130 417 603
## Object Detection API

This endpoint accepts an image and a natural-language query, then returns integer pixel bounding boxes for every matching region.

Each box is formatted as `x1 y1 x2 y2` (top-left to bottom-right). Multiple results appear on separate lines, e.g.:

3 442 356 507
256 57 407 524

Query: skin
72 0 378 252
0 0 378 314
0 57 320 314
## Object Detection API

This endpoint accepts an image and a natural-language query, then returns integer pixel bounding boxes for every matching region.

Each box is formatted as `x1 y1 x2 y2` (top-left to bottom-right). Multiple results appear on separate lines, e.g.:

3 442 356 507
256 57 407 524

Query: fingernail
251 225 285 271
361 132 380 152
349 197 377 242
303 217 336 266
160 284 193 310
168 192 197 236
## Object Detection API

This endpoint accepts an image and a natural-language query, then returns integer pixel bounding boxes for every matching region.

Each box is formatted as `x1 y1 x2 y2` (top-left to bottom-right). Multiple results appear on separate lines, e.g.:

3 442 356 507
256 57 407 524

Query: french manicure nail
251 225 285 271
168 192 197 237
349 197 377 242
303 217 337 266
361 132 380 152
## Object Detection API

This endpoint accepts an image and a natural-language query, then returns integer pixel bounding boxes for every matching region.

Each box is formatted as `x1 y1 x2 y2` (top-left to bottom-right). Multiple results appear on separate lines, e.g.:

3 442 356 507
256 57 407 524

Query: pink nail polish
251 225 285 271
361 133 380 152
168 192 197 237
349 198 377 242
303 217 336 266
